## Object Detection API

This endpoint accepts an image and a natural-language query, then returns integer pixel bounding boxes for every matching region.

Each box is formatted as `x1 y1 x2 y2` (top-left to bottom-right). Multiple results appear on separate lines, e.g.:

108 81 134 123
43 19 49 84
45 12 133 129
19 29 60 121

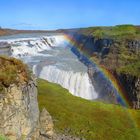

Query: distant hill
0 28 62 36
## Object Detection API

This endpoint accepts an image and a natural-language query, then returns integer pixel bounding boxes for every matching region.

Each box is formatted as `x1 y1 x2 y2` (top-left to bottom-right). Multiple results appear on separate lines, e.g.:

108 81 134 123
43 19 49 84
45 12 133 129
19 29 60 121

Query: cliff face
116 73 140 109
0 42 11 56
0 56 54 139
0 78 54 140
70 33 140 108
0 79 39 139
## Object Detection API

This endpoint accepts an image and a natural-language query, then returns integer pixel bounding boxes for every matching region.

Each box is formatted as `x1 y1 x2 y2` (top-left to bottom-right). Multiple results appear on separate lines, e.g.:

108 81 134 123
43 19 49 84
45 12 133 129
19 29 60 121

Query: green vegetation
0 135 7 140
117 61 140 77
78 25 140 77
94 25 137 39
0 56 31 93
80 25 140 39
38 79 140 140
104 42 140 76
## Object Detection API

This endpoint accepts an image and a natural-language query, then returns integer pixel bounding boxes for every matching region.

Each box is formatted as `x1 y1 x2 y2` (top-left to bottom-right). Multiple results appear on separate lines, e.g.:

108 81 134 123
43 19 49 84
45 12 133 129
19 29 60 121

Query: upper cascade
0 35 67 57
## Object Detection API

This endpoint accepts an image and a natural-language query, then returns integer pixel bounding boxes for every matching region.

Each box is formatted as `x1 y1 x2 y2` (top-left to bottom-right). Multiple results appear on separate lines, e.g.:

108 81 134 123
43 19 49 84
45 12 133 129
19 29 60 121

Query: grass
117 61 140 77
80 25 140 39
94 25 137 39
37 79 140 140
0 135 7 140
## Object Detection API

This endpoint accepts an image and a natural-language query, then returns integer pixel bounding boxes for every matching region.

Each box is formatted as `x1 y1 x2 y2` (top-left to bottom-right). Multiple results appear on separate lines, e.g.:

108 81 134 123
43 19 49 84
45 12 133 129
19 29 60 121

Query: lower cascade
35 65 98 100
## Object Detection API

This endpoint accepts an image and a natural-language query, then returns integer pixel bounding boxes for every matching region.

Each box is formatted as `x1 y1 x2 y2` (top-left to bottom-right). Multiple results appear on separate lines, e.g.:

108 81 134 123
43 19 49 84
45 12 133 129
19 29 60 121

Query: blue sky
0 0 140 30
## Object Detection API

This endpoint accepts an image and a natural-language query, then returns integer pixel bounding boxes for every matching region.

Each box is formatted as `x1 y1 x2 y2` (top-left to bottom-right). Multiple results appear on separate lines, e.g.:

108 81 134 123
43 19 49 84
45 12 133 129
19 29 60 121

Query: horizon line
1 24 140 31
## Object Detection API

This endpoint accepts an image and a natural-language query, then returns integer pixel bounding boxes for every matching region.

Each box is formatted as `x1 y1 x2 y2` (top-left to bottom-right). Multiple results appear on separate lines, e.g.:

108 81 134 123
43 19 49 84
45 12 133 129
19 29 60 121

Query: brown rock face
0 80 40 139
39 108 54 139
0 78 56 140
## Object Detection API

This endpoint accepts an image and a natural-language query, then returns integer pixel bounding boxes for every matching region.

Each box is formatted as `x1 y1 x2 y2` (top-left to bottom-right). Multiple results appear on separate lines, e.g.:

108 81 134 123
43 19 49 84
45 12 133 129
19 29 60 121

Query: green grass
37 79 140 140
94 25 137 38
117 61 140 77
0 135 7 140
80 25 140 39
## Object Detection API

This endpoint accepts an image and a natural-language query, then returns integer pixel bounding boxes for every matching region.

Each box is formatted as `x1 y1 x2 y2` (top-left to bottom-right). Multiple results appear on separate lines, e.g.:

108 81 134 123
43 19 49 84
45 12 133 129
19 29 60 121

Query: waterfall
0 34 99 100
34 65 98 100
3 35 66 57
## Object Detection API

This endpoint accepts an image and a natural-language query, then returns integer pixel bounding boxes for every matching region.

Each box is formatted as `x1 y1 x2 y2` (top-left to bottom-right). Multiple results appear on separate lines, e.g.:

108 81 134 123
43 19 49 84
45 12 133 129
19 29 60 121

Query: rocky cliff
68 29 140 108
0 56 54 140
0 78 55 140
0 79 38 139
116 73 140 109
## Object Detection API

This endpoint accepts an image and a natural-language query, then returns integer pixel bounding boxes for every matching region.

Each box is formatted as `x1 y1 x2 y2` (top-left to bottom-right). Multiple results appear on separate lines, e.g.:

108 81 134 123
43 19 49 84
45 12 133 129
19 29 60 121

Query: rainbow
63 33 131 108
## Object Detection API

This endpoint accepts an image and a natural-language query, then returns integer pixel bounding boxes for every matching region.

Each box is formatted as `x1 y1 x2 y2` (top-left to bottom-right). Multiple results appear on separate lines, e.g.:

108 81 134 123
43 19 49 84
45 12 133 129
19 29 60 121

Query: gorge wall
0 32 139 108
68 32 140 108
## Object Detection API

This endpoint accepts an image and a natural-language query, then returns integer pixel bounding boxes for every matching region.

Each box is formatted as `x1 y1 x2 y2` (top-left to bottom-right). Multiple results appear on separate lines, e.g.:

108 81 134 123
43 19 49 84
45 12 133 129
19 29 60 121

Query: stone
0 80 40 139
40 108 54 139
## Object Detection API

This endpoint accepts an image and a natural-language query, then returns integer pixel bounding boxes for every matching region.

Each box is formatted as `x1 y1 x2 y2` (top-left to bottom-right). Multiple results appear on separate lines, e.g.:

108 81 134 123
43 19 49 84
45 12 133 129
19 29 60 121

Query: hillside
38 79 140 140
0 28 60 36
76 25 140 76
0 28 40 36
64 25 140 109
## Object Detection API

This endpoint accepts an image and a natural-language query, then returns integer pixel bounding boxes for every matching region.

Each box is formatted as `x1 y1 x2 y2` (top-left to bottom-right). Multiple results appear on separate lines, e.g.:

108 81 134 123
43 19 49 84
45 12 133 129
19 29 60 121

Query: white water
0 34 98 100
1 35 67 57
35 65 97 99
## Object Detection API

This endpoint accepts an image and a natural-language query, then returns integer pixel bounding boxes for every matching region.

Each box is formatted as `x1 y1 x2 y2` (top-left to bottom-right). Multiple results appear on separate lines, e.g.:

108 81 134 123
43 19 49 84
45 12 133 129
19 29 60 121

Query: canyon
68 31 140 108
1 32 139 107
0 27 140 139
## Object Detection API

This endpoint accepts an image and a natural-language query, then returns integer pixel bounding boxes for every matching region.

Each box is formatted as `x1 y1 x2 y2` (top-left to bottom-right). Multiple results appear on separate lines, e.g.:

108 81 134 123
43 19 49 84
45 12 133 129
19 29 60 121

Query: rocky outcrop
39 108 54 139
0 79 39 139
0 78 54 140
69 33 140 108
116 73 140 109
71 33 113 57
0 42 11 56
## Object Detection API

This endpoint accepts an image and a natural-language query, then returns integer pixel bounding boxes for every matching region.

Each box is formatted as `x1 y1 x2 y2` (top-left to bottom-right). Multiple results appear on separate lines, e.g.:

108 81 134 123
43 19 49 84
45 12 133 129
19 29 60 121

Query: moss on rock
0 56 31 93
